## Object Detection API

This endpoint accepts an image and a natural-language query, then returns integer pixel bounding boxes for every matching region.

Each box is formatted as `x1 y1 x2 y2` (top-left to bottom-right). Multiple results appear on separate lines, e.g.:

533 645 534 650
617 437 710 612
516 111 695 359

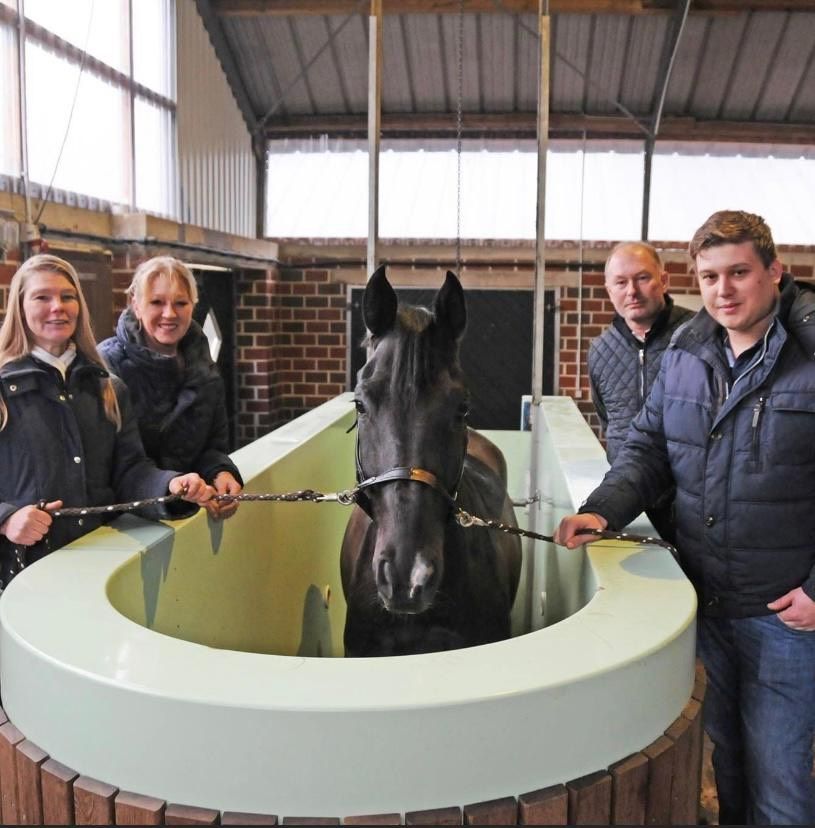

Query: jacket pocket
766 392 815 465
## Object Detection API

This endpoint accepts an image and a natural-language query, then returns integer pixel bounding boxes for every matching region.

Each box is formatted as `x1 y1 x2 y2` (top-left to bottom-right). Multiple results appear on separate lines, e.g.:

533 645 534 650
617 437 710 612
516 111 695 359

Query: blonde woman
0 254 214 589
99 257 242 520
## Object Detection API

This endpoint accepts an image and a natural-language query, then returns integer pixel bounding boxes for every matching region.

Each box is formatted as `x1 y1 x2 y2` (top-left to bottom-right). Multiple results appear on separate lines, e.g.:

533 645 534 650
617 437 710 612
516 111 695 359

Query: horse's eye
354 399 367 415
456 403 470 421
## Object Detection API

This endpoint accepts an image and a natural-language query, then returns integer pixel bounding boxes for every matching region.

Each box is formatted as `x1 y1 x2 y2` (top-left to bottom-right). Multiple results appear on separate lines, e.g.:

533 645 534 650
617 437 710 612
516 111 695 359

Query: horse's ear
434 271 466 341
363 265 398 337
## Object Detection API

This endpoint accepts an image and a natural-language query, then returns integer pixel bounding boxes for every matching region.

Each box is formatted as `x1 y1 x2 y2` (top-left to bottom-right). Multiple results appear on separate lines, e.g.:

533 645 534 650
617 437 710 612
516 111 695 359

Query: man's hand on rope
169 474 216 506
553 512 608 549
0 501 62 546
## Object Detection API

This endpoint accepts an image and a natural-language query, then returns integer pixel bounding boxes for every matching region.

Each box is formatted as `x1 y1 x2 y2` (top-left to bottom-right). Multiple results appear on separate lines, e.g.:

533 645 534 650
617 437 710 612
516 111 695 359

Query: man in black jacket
589 242 693 542
557 212 815 826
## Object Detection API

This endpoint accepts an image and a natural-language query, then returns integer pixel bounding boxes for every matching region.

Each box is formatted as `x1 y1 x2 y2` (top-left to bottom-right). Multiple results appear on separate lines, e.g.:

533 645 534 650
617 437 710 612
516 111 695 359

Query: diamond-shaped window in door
203 311 222 362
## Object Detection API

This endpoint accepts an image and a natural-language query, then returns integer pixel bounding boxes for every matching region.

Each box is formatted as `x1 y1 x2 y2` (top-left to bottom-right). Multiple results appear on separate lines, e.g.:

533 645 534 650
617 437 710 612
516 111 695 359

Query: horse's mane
361 305 462 403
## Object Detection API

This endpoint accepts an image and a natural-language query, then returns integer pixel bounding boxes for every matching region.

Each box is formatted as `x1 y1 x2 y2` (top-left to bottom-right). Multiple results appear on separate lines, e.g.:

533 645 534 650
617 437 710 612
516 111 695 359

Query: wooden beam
665 0 815 8
213 0 658 15
265 112 815 145
213 0 815 13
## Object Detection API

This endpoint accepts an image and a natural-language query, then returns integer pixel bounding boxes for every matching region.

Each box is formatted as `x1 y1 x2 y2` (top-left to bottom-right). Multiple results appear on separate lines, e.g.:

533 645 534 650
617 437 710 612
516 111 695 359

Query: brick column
272 266 347 424
236 266 279 445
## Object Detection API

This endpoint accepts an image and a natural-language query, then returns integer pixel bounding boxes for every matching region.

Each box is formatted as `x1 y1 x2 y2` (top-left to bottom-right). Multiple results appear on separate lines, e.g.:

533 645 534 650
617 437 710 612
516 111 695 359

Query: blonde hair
604 241 663 278
127 256 198 306
0 254 121 430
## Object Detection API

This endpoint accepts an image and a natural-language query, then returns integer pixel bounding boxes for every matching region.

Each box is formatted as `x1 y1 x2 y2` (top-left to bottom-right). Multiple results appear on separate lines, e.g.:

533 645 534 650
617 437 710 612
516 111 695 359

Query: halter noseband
353 427 465 517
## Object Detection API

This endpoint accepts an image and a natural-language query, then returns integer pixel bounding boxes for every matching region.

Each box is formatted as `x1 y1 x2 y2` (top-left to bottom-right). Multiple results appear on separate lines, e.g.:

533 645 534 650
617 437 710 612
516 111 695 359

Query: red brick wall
233 264 347 444
235 266 278 444
271 266 346 425
4 236 815 450
260 248 815 446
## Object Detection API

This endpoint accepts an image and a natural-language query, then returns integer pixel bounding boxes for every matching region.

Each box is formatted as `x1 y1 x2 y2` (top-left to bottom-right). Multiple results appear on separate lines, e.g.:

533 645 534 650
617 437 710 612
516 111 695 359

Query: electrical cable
34 0 95 225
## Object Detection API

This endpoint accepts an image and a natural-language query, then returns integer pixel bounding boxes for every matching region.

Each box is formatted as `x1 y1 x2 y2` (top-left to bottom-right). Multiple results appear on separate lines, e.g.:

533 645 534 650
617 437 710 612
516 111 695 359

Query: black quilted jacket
589 295 694 463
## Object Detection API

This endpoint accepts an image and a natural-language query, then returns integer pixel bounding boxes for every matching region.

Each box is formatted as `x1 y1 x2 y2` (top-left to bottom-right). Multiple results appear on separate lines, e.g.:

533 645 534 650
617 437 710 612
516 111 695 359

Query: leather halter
353 426 465 517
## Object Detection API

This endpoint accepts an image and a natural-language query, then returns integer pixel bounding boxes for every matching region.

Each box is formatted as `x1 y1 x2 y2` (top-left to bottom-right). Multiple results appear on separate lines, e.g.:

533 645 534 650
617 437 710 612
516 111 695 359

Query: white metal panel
176 0 255 236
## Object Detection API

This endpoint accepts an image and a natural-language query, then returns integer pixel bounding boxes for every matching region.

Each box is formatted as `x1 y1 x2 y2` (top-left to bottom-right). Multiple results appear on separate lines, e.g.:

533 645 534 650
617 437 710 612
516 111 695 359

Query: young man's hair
689 210 777 267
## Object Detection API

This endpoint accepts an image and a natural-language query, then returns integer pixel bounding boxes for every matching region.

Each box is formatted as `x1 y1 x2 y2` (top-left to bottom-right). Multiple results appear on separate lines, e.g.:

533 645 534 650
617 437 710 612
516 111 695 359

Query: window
649 143 815 246
265 138 644 242
2 0 176 214
26 40 129 204
0 7 20 177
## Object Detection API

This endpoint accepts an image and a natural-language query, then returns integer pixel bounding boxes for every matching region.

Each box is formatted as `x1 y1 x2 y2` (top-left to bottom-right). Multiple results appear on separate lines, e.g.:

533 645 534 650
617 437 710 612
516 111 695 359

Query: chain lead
43 489 675 556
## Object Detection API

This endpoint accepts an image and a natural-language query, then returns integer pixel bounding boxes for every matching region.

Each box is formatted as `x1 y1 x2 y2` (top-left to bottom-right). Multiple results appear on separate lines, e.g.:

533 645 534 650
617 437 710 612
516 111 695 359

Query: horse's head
354 266 469 615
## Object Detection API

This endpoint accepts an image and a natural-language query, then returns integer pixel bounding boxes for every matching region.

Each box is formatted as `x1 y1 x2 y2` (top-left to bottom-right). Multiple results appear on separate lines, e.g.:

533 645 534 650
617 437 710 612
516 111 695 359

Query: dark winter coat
582 274 815 618
99 309 242 486
589 295 694 463
0 353 194 586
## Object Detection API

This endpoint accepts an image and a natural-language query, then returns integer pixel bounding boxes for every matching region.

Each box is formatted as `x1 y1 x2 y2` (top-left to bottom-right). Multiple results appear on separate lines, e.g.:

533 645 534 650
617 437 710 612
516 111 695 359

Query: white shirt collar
31 343 78 380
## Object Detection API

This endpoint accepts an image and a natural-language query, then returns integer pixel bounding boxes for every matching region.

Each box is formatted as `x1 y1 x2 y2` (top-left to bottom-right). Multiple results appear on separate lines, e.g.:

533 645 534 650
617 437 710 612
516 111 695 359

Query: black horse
340 267 522 657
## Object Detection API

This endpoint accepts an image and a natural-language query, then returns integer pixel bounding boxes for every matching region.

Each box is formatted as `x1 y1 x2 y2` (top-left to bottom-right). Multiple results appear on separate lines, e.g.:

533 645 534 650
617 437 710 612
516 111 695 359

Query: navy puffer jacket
582 275 815 618
99 309 242 486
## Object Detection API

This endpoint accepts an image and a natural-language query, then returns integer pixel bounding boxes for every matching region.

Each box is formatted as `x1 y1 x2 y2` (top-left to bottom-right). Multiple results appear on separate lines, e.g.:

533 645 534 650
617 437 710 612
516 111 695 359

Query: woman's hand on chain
206 471 242 521
0 501 62 545
169 474 216 505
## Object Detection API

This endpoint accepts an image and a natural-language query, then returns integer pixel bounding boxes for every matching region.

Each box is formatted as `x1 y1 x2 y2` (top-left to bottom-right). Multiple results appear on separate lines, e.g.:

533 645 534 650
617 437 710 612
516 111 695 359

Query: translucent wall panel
133 0 175 98
265 141 644 242
26 41 128 203
0 19 19 176
135 96 174 215
26 0 129 74
649 145 815 246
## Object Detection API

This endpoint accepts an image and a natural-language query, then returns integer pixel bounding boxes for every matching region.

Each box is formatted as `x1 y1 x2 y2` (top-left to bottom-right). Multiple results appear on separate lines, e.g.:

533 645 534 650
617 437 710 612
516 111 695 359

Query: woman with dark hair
99 256 242 521
0 254 214 588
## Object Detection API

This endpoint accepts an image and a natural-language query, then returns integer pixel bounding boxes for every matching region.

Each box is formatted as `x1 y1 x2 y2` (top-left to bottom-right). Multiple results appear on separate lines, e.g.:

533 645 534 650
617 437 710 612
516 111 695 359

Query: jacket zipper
729 323 774 399
638 348 645 405
751 396 766 462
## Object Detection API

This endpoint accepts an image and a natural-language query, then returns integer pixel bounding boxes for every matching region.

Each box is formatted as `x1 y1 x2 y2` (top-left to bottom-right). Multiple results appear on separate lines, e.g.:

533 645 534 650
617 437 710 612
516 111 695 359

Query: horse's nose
376 552 436 613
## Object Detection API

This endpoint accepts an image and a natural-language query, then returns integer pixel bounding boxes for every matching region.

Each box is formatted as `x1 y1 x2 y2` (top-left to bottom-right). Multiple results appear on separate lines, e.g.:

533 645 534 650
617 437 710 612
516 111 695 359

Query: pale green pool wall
0 394 697 818
107 398 534 656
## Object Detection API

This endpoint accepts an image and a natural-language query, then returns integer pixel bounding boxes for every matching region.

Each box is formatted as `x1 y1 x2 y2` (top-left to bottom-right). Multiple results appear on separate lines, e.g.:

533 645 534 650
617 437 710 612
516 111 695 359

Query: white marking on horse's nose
409 555 435 598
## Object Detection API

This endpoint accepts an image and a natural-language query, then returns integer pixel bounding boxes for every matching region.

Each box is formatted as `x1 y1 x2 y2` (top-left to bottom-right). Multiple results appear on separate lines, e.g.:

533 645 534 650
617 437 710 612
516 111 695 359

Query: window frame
0 0 176 213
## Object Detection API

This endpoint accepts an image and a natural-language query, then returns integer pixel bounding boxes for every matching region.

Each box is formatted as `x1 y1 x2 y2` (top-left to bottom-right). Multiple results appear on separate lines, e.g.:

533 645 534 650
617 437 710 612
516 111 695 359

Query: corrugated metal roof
207 5 815 141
